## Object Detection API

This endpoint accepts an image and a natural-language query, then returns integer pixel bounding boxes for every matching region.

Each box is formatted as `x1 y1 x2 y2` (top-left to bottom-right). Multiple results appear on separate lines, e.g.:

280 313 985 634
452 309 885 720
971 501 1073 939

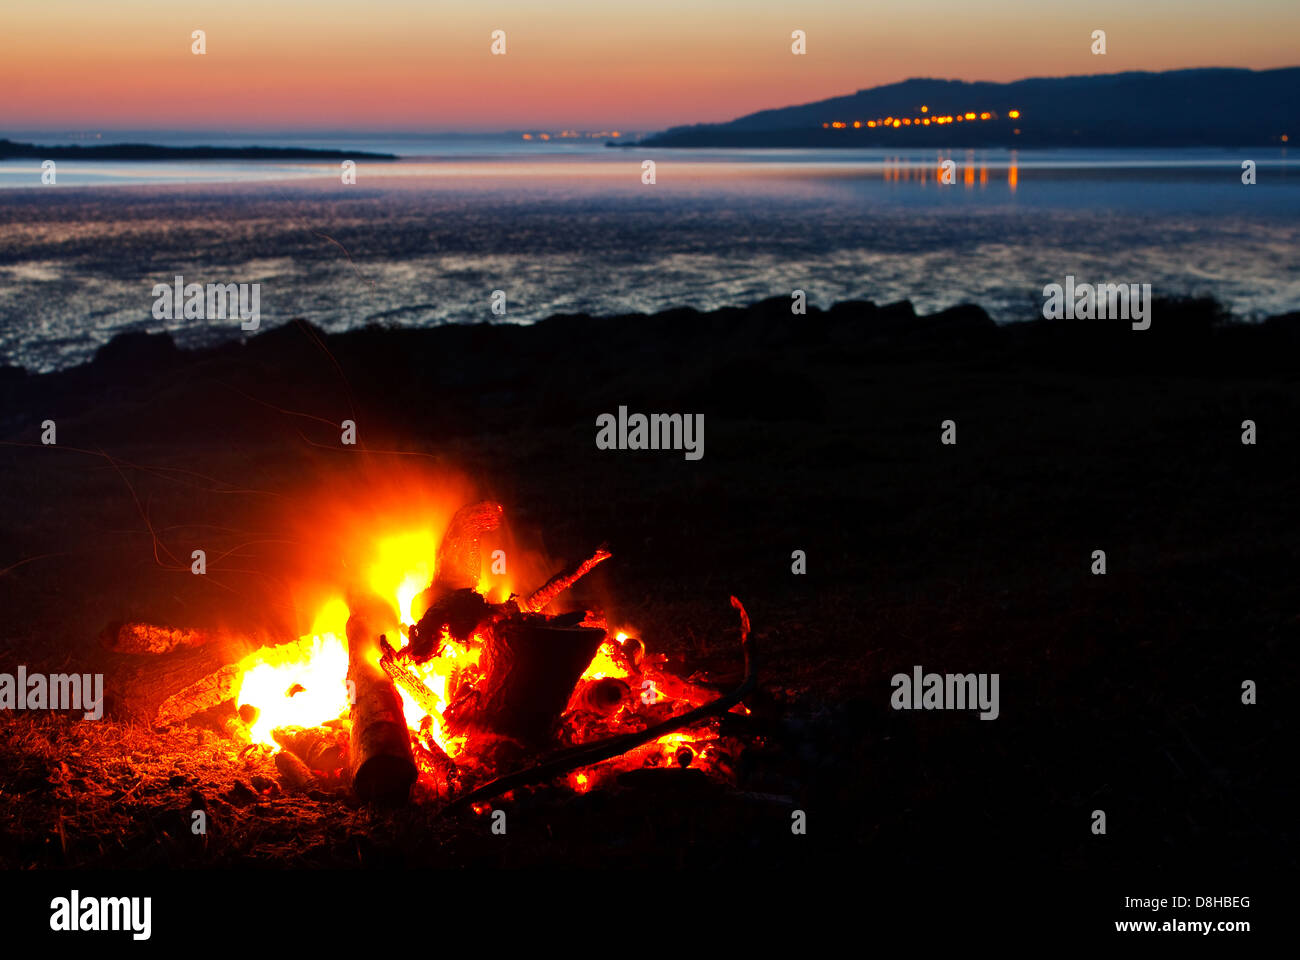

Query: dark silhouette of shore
0 138 397 161
633 67 1299 148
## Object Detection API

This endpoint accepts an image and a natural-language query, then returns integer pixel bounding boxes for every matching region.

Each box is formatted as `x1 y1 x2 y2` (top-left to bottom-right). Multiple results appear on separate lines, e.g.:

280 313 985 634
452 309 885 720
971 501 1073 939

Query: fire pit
100 499 756 811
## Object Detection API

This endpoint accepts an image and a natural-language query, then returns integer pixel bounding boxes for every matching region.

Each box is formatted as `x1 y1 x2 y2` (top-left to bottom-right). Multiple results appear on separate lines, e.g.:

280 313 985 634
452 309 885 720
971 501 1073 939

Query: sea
1 131 1296 373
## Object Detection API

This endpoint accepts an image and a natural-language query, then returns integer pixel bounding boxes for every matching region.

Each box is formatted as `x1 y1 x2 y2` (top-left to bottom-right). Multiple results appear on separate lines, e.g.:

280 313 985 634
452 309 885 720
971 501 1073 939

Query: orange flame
235 598 350 747
230 468 725 793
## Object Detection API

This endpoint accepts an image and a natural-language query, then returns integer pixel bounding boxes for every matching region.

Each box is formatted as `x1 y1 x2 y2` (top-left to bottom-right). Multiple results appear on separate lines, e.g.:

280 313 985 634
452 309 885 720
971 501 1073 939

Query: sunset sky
4 0 1298 132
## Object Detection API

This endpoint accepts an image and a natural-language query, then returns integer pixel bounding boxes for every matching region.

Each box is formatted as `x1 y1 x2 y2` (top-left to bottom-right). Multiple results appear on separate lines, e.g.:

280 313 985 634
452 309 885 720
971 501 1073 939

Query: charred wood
346 598 417 803
444 617 606 745
443 597 757 814
99 621 216 655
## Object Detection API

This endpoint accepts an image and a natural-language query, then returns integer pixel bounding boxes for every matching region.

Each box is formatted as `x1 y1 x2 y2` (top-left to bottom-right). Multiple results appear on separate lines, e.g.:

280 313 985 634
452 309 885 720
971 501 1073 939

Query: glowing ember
580 637 632 681
392 631 480 756
655 730 715 765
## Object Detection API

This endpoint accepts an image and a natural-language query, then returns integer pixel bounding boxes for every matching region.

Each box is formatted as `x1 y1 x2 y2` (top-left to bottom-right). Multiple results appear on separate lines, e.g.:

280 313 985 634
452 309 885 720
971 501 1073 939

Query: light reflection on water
0 149 1296 372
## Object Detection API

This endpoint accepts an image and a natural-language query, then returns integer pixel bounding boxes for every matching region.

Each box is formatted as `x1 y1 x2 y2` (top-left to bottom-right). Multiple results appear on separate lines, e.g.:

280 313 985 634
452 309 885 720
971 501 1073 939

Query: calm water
1 136 1296 372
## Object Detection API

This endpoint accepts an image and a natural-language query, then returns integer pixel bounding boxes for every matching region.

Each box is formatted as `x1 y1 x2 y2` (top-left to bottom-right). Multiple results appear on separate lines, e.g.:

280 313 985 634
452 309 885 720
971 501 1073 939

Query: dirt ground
0 297 1295 871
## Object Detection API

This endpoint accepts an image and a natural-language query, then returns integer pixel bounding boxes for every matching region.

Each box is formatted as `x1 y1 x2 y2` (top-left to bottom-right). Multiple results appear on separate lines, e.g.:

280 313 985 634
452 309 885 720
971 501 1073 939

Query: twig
378 635 441 718
519 544 612 613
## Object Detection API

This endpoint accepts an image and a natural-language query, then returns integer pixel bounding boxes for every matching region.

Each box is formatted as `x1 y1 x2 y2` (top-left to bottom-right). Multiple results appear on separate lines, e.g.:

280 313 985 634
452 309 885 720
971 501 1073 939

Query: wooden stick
519 544 612 613
377 635 441 718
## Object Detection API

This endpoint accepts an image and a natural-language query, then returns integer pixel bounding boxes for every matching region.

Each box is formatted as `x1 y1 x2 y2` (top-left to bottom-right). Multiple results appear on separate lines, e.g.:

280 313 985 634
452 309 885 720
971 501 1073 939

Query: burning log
275 749 316 792
519 544 612 613
377 636 441 718
444 616 606 745
99 621 216 655
155 665 243 727
103 642 246 727
413 735 460 799
346 598 417 803
443 597 757 814
406 501 503 660
104 630 336 728
272 725 346 772
572 677 631 716
408 588 492 660
433 500 503 592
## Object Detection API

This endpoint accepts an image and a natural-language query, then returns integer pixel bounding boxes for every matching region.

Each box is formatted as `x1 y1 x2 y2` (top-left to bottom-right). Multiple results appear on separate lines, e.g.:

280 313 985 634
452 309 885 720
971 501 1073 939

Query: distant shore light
823 106 1012 133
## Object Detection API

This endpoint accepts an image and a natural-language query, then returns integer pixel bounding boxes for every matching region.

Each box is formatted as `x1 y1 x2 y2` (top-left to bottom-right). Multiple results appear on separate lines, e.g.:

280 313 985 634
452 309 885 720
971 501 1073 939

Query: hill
635 67 1299 147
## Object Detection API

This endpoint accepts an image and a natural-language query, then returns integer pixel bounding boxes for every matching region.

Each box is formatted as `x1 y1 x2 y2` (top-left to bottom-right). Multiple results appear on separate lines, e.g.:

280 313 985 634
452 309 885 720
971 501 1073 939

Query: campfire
102 499 756 810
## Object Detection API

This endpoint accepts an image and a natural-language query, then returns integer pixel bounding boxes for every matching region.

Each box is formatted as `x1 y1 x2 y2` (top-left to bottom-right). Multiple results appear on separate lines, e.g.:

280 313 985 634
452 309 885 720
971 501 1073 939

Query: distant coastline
629 67 1299 149
0 138 398 161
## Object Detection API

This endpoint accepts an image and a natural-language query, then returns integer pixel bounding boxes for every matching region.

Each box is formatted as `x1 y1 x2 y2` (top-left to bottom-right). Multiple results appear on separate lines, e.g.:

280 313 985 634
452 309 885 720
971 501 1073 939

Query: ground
0 297 1295 870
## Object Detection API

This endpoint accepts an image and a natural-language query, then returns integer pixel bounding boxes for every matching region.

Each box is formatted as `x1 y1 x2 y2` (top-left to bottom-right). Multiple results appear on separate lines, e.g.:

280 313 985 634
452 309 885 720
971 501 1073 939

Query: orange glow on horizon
3 2 1296 131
